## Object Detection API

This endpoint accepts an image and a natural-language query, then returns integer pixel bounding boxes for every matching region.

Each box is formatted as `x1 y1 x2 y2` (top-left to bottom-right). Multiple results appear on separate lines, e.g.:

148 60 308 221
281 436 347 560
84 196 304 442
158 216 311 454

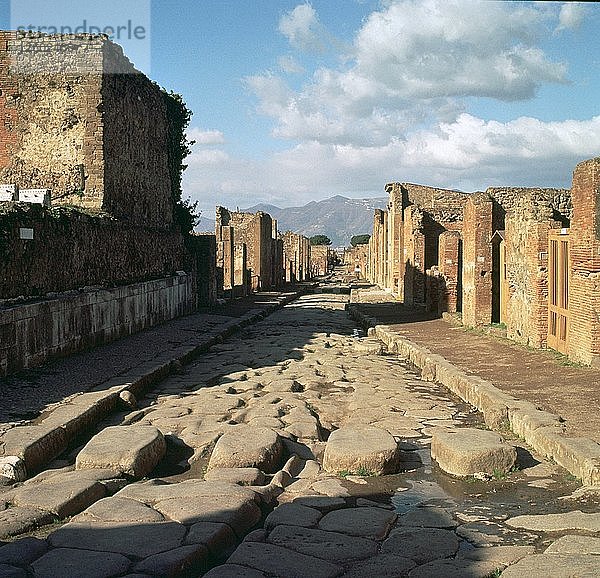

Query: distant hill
245 195 387 247
194 216 215 233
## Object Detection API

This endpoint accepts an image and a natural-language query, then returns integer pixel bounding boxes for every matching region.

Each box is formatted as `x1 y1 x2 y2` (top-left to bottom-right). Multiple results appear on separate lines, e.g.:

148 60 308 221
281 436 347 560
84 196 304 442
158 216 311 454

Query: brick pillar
462 194 493 327
569 157 600 366
438 230 461 313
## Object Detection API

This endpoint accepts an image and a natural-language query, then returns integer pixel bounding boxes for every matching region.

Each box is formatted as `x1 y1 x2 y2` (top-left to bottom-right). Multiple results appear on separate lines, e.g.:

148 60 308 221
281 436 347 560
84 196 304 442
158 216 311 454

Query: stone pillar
462 194 493 327
438 230 461 313
569 157 600 365
403 206 426 306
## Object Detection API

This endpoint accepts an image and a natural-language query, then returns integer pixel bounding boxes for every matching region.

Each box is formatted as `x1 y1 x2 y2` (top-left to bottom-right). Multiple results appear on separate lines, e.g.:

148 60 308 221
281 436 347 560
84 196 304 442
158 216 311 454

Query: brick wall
402 206 426 306
438 230 461 313
568 157 600 366
462 194 493 327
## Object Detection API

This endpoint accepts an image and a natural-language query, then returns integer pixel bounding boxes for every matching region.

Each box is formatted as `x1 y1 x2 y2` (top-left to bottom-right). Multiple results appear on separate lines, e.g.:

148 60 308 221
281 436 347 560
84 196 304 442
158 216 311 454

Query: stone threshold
347 304 600 488
0 291 303 481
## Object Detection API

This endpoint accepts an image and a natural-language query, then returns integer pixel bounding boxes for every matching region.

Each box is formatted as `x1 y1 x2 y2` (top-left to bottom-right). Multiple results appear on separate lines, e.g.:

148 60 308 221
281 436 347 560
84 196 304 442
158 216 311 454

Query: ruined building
215 206 288 297
281 231 311 284
0 32 215 376
366 158 600 366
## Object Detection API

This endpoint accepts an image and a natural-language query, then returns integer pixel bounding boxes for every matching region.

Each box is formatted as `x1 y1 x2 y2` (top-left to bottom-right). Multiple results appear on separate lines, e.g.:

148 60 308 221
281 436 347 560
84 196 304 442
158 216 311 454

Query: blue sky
4 1 600 214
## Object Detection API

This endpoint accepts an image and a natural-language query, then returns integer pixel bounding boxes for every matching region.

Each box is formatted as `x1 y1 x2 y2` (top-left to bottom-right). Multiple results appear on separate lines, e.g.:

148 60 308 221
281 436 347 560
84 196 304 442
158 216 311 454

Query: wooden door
548 230 570 354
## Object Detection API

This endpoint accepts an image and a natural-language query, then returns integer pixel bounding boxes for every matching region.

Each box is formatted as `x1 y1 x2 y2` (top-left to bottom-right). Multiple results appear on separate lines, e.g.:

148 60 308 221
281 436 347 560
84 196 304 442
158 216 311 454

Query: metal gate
548 229 570 354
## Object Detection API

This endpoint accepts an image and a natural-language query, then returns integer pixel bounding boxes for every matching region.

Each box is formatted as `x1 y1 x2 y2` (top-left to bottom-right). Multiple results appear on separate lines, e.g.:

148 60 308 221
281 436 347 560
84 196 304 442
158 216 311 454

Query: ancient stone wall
0 274 194 376
368 209 388 288
504 194 560 348
345 244 368 279
225 210 275 291
403 206 426 305
190 234 217 307
487 187 572 226
462 194 493 327
0 32 176 228
0 203 186 299
310 245 330 277
281 231 311 283
437 230 461 314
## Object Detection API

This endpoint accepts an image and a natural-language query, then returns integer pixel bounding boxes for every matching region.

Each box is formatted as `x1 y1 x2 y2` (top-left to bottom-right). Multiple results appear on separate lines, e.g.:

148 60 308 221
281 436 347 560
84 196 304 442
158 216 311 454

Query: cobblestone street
1 286 600 577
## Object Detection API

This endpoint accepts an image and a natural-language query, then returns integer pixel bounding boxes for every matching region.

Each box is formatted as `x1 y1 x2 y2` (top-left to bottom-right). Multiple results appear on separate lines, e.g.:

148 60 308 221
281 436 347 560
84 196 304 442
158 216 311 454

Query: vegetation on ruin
309 234 332 246
350 234 371 246
162 88 200 237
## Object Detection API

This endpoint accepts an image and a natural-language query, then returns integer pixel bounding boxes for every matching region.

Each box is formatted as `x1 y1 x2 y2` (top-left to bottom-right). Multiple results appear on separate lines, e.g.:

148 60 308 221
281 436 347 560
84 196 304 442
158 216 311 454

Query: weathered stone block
431 428 516 477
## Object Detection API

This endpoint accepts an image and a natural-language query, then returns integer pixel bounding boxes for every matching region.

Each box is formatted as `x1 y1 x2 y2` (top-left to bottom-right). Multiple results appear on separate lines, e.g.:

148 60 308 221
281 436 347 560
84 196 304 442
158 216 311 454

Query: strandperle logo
15 20 147 41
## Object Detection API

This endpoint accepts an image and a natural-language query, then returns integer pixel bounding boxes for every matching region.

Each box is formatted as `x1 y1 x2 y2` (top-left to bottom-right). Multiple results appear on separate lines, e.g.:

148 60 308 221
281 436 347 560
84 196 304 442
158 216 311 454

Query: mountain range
194 195 387 247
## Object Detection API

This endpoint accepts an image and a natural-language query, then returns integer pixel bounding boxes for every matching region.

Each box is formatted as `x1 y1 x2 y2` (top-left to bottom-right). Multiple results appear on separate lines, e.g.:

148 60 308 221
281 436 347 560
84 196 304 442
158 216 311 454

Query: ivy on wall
162 89 199 237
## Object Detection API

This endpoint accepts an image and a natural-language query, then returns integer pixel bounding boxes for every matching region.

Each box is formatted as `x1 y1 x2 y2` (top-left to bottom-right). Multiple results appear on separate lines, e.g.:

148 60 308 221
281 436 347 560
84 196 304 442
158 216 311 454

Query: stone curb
347 304 600 487
0 291 303 480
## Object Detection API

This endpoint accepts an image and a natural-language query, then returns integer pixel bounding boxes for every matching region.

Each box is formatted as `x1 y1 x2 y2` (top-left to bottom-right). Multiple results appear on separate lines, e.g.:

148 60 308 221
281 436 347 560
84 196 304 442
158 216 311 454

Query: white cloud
278 54 305 74
248 0 568 147
556 3 586 31
183 114 600 212
278 3 327 53
187 128 226 145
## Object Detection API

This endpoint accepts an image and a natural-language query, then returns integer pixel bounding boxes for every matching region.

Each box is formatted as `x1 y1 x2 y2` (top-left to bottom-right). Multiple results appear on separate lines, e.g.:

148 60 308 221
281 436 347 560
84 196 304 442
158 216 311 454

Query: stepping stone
1 426 67 473
382 527 459 564
227 542 342 578
204 467 266 486
48 520 187 558
318 507 397 539
545 535 600 554
506 510 600 532
267 524 378 563
32 548 131 578
208 426 282 473
322 426 399 475
133 544 209 576
76 426 166 479
72 497 164 523
11 471 106 519
431 428 516 477
340 554 416 578
265 503 322 530
500 553 600 577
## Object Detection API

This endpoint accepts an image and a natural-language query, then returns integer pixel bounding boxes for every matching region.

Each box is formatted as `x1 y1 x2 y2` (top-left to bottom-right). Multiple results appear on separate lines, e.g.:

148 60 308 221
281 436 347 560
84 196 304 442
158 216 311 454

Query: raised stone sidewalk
0 291 303 482
348 291 600 487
